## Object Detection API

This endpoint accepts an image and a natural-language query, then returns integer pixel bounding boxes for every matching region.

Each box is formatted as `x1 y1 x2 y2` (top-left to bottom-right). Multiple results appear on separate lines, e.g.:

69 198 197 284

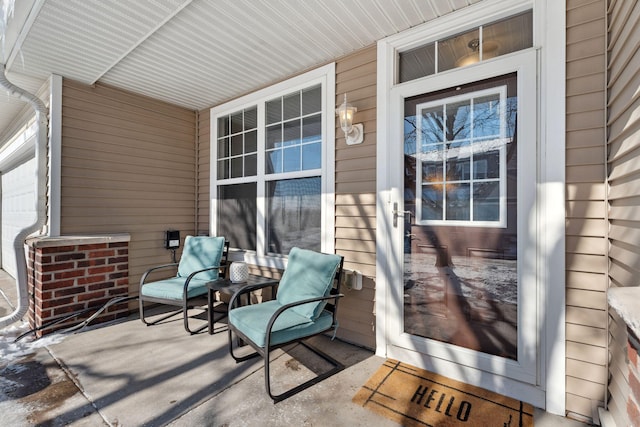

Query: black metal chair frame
227 256 344 402
139 241 229 334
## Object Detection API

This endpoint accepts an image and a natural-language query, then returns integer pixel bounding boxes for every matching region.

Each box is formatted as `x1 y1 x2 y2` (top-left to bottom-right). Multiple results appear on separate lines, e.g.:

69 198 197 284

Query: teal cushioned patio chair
227 247 344 402
139 236 229 334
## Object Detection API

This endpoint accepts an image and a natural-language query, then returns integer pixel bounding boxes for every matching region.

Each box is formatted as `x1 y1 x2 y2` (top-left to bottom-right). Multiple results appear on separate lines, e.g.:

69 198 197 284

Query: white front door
375 0 567 413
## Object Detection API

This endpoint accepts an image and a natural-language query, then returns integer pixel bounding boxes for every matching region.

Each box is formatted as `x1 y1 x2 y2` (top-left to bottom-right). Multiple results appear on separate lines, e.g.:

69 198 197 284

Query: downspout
0 64 48 328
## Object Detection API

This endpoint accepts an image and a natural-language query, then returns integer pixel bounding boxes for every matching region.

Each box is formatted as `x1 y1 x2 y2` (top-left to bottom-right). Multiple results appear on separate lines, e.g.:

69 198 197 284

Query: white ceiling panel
1 0 484 138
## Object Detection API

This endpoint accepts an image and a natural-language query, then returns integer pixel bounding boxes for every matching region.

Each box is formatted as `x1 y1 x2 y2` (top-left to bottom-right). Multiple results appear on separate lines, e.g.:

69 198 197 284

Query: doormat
353 359 534 427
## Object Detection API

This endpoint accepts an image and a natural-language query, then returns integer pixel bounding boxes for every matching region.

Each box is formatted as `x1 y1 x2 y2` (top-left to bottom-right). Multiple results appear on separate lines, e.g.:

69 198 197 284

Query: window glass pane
421 185 443 220
245 154 257 176
473 181 500 221
244 107 257 130
218 183 256 251
245 130 257 153
302 142 321 170
231 134 243 156
218 159 229 180
446 183 470 220
266 150 282 174
399 42 436 83
266 124 282 150
439 28 479 72
474 150 500 179
231 112 243 134
446 142 471 181
283 146 301 172
302 114 321 142
302 85 321 115
420 106 444 146
483 11 533 57
218 116 230 137
267 177 321 254
231 157 243 178
474 94 500 138
283 120 301 147
447 101 471 141
283 92 300 121
422 158 443 182
266 99 281 125
217 137 229 158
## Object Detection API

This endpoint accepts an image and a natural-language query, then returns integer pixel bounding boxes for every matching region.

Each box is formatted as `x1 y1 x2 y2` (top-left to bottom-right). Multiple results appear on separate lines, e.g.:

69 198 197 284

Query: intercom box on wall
165 230 180 249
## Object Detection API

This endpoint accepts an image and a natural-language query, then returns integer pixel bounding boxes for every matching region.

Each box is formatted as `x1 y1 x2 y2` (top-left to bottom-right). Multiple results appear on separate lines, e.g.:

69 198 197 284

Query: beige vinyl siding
334 45 377 349
606 0 640 425
60 79 197 295
565 0 608 422
197 110 210 235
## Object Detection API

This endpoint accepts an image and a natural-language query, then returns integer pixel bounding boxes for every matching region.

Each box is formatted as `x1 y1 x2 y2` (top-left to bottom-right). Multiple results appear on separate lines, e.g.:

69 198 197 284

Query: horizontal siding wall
565 0 608 422
334 45 377 349
606 0 640 425
60 79 197 296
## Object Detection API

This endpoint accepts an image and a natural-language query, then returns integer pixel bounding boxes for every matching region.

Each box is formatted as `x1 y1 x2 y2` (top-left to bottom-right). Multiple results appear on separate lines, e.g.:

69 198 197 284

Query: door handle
393 202 412 227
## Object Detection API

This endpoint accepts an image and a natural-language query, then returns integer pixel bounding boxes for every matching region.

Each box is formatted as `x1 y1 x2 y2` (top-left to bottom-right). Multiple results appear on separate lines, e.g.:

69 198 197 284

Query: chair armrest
264 293 345 347
139 263 179 287
228 281 280 310
182 265 223 292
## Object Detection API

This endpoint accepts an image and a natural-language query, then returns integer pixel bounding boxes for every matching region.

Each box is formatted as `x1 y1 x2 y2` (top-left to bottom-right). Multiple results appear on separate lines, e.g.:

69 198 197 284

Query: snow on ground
0 321 67 427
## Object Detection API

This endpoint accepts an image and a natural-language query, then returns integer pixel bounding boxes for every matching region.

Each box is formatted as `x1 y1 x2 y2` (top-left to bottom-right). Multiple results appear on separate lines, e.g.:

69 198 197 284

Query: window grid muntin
217 107 258 180
416 85 508 227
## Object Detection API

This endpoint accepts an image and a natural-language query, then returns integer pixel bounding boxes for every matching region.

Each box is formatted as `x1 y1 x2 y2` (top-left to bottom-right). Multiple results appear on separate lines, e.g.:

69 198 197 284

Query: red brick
41 297 74 308
108 287 127 296
54 269 86 280
77 291 107 302
77 275 106 285
79 244 108 250
116 263 129 271
109 242 128 248
89 250 115 258
88 282 115 291
108 256 128 264
117 248 129 255
116 278 129 286
77 258 106 268
41 245 76 254
41 262 75 272
53 303 87 316
88 266 115 275
109 272 127 280
35 254 52 264
54 253 86 262
54 286 87 297
41 279 76 290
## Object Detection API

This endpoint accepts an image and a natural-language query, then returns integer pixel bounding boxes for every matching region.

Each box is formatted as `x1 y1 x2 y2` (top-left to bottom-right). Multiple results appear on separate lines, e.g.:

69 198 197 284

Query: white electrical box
343 269 362 290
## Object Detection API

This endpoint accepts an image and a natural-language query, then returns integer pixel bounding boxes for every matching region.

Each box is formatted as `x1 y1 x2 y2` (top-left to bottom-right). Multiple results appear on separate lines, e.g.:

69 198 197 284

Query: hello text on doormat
353 359 534 427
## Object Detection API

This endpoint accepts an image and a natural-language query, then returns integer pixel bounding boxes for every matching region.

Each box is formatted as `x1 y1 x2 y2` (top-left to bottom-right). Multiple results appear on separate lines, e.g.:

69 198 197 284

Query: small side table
206 274 279 335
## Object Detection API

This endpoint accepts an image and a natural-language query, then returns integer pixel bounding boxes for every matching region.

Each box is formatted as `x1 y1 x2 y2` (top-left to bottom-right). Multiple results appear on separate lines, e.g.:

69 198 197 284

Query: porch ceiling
0 0 481 140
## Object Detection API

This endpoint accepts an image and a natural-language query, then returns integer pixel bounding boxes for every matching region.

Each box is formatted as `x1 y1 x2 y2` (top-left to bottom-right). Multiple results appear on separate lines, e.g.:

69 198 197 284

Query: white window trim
210 63 336 270
376 0 565 415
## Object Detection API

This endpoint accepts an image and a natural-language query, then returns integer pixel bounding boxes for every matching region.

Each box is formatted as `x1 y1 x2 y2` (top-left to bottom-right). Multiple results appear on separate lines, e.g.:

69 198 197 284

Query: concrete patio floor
0 272 589 426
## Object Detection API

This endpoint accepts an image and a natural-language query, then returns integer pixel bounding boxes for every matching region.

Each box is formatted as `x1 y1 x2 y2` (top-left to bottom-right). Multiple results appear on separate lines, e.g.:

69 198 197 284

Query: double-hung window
211 64 335 265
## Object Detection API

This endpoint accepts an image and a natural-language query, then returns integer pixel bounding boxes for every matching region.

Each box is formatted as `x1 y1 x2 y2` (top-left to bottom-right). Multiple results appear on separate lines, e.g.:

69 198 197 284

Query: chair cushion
140 277 210 300
276 247 342 320
229 300 333 347
178 235 225 280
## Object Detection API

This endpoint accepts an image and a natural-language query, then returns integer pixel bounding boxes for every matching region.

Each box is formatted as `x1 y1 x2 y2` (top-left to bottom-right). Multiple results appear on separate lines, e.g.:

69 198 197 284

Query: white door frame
375 0 566 414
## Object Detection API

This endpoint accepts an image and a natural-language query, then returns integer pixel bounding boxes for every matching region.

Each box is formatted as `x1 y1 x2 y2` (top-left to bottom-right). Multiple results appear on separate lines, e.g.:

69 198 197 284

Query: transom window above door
398 10 532 83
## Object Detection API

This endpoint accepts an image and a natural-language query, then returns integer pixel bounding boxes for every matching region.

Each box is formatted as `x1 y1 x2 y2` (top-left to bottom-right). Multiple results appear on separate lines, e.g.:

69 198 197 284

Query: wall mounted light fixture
335 94 363 145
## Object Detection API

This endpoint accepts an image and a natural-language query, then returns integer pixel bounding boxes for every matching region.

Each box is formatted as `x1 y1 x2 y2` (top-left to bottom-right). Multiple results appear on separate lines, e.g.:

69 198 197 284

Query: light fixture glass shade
335 94 363 145
336 94 356 133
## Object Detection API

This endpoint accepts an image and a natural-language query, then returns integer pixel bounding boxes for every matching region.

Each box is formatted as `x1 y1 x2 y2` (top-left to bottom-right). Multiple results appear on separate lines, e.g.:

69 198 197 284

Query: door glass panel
403 74 518 359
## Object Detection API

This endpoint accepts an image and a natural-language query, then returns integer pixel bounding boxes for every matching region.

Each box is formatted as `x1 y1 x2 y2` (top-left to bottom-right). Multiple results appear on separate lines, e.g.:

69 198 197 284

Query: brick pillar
26 234 130 337
628 329 640 427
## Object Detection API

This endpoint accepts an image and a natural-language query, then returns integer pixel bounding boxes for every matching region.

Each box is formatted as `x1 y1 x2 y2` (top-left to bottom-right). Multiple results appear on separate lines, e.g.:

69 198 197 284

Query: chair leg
139 299 183 326
265 340 345 403
228 326 261 362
